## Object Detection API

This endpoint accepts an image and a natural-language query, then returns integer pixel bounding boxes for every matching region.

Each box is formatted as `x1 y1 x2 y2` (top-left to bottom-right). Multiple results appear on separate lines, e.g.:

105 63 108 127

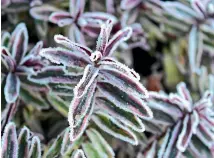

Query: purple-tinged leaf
69 81 96 128
11 23 28 64
176 82 192 103
92 112 138 145
18 127 30 158
106 0 115 13
28 66 82 85
176 114 196 152
29 136 41 158
48 84 74 97
72 0 85 18
158 129 171 158
1 122 18 158
49 11 73 27
97 82 153 119
95 96 145 132
54 34 92 56
81 19 102 37
1 102 18 134
30 5 59 21
120 0 141 10
74 65 99 98
143 141 157 158
40 47 91 68
169 93 192 112
4 73 20 103
86 128 115 157
104 27 132 57
69 25 87 45
1 31 11 47
163 121 182 157
141 119 163 135
82 12 117 24
2 47 16 72
99 66 148 99
96 20 113 54
68 91 95 141
28 41 43 56
72 149 86 158
99 57 140 81
191 0 206 18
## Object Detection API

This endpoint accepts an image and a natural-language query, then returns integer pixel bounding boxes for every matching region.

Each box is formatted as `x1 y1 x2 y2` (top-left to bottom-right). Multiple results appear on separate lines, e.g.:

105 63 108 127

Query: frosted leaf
99 66 148 99
99 57 140 81
70 0 85 18
4 73 20 103
97 82 153 119
28 66 82 85
86 128 115 157
1 31 10 47
1 122 18 158
49 11 73 27
72 149 86 158
69 81 96 128
95 96 145 132
40 47 91 68
104 27 132 57
54 34 92 56
143 141 157 158
158 129 170 158
68 87 95 141
18 127 30 158
29 136 41 158
74 65 98 98
11 23 28 65
176 115 194 152
176 82 192 103
120 0 141 10
92 112 138 145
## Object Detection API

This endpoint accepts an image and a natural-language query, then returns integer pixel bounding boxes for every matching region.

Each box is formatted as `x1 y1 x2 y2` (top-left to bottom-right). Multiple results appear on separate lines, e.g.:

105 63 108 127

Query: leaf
49 11 73 27
71 0 85 18
1 122 18 158
29 136 41 158
104 27 132 57
99 57 140 81
69 80 96 128
86 128 115 158
92 112 138 145
18 127 30 158
54 34 92 56
96 96 145 132
68 25 87 45
11 23 28 64
120 0 141 10
99 66 148 99
82 143 100 158
1 47 16 72
97 82 153 120
68 88 95 141
20 87 49 110
74 65 99 98
44 133 63 158
71 149 86 158
1 31 10 47
28 66 82 85
40 47 91 68
143 141 157 158
30 5 59 21
47 94 69 117
4 73 20 103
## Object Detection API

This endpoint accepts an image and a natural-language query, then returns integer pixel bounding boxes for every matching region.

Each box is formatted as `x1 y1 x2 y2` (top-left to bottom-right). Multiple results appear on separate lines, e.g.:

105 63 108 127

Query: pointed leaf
11 23 28 64
29 136 41 158
120 0 141 10
69 81 96 131
1 122 18 158
96 96 145 132
4 73 20 103
40 47 91 68
49 11 73 27
71 149 86 158
54 34 92 56
1 31 10 47
104 27 132 56
82 143 100 158
18 127 30 158
86 128 115 157
74 65 98 98
92 112 138 145
97 82 153 119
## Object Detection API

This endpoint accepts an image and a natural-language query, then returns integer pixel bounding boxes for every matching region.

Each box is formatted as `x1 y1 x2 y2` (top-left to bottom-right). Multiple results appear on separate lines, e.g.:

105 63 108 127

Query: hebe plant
1 0 214 158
